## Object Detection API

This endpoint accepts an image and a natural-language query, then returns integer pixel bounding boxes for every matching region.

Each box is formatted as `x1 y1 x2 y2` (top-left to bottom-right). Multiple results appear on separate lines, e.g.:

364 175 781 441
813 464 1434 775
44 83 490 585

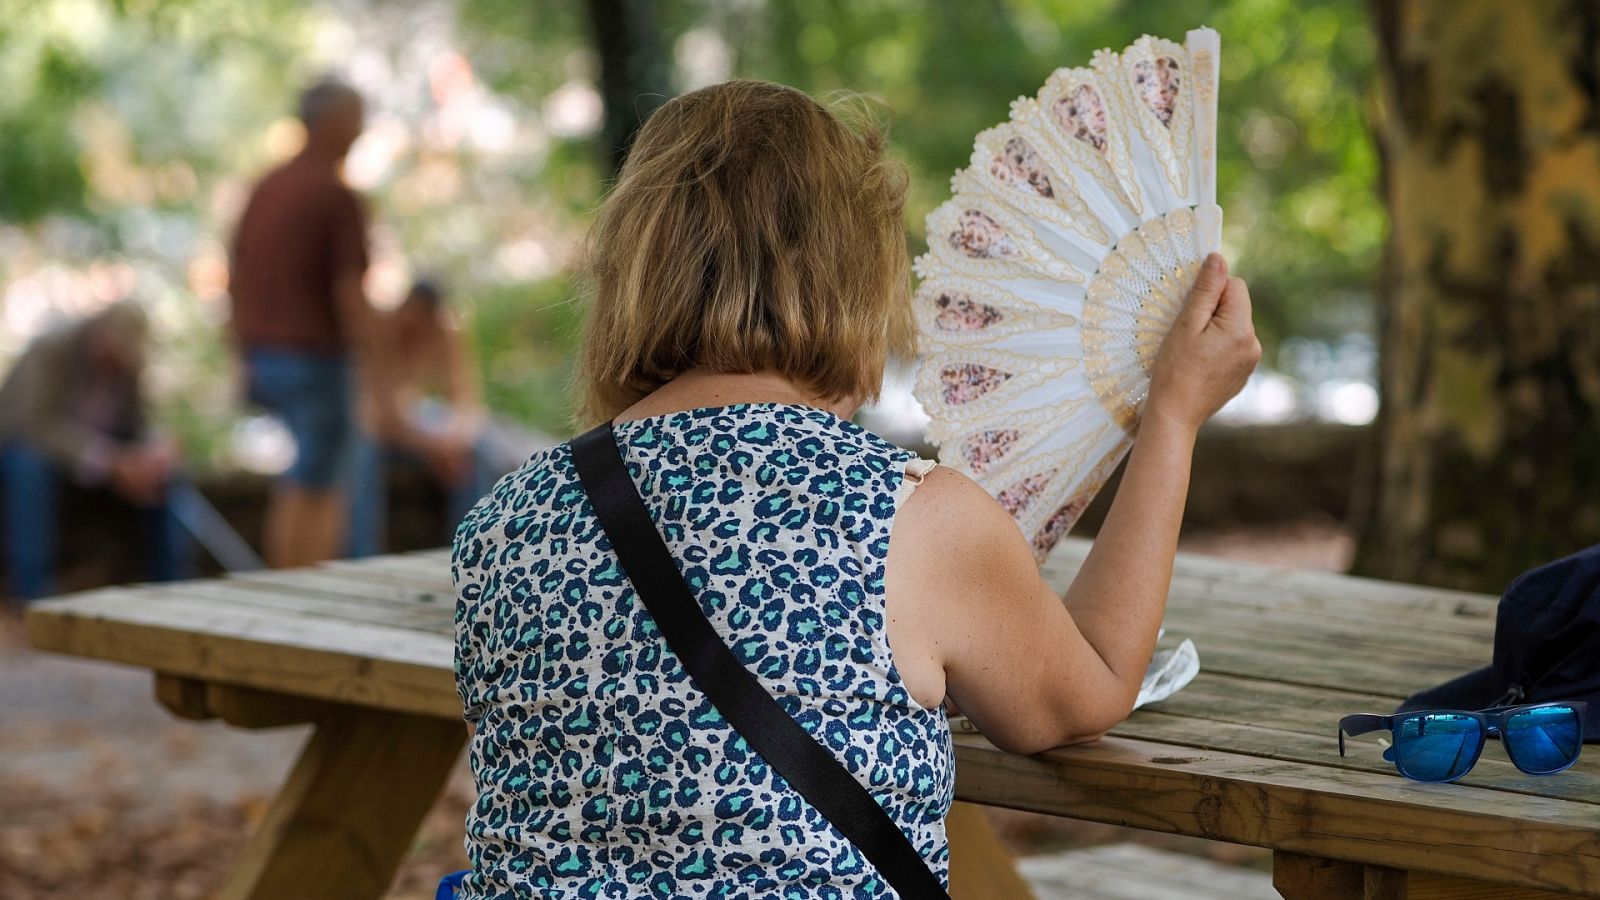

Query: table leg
217 706 467 900
946 801 1035 900
1272 851 1574 899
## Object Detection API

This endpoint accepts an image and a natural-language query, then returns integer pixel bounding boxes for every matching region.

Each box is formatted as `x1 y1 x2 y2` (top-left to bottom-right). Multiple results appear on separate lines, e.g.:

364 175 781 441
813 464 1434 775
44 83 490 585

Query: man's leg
263 485 347 569
144 486 193 582
256 352 353 569
0 443 59 602
262 483 305 569
346 437 386 558
302 488 347 565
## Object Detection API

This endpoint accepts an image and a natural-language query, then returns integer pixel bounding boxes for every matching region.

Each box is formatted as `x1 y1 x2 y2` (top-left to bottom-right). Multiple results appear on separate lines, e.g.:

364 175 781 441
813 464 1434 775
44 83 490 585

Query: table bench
25 538 1600 899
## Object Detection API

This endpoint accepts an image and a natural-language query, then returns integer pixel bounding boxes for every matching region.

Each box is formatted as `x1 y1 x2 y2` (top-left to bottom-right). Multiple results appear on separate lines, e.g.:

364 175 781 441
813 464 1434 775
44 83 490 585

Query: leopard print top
452 403 953 898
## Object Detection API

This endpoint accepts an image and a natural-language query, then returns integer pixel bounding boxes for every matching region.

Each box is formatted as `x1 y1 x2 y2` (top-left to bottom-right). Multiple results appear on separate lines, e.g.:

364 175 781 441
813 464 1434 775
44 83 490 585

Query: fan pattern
913 29 1221 561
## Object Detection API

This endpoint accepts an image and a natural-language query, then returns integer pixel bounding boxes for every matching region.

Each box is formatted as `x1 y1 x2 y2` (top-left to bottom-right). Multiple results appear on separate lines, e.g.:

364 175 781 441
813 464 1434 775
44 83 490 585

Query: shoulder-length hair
574 79 913 426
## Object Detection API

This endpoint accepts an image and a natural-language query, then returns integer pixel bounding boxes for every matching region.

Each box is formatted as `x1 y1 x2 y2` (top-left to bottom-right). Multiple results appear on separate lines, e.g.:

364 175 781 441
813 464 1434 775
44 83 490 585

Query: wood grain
946 802 1035 900
1274 852 1576 899
23 538 1600 897
155 674 331 729
955 735 1600 895
217 706 467 900
26 588 460 718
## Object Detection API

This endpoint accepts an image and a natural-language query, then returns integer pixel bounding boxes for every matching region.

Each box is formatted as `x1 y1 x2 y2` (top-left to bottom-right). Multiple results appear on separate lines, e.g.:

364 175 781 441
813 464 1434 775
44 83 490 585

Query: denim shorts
245 348 352 489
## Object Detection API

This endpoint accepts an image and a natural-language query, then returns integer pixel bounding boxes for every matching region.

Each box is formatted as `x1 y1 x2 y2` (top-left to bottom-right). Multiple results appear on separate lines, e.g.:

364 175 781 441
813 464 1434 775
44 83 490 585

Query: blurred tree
465 0 1384 353
1356 1 1600 590
710 0 1383 356
0 41 97 222
585 0 672 174
3 0 1387 462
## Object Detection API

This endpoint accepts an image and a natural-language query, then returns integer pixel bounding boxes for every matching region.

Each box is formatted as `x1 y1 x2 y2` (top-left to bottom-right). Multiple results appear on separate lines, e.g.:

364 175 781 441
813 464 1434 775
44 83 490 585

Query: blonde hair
574 80 913 426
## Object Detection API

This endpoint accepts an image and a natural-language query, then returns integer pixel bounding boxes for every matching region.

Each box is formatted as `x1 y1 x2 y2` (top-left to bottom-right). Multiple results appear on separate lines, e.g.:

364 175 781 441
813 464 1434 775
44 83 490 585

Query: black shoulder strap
571 422 949 900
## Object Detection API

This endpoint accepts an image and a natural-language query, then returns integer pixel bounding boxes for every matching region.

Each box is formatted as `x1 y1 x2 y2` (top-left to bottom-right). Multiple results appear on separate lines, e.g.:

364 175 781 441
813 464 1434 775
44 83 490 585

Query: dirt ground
0 523 1350 898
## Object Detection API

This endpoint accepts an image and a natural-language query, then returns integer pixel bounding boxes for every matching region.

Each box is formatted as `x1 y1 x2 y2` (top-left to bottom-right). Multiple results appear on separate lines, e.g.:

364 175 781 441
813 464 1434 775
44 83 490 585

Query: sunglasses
1338 701 1586 783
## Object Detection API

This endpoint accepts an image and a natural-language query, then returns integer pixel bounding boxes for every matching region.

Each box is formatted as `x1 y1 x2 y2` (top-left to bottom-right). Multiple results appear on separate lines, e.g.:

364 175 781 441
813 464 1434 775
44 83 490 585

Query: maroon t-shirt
229 153 369 353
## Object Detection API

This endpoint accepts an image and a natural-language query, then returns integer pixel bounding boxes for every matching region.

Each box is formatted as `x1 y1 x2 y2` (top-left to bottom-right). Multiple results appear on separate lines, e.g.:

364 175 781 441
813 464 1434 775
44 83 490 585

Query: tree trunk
585 0 672 176
1357 1 1600 592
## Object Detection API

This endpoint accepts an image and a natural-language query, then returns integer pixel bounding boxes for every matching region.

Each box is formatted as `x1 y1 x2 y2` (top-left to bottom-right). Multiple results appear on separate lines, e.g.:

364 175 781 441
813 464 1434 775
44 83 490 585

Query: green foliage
466 277 584 434
704 0 1383 350
0 0 1382 466
0 21 99 220
456 0 1383 354
0 0 340 466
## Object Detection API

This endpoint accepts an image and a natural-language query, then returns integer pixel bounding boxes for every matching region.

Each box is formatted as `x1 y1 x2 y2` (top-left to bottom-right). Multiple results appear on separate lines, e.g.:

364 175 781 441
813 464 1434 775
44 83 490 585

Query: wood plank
340 551 454 581
1162 602 1493 663
1111 710 1600 805
28 589 449 664
1141 671 1397 728
1378 869 1578 899
1272 853 1369 899
312 557 455 592
946 802 1035 900
1273 853 1577 900
26 592 460 719
233 567 452 609
217 706 467 900
233 560 1484 685
1163 570 1494 631
1158 627 1482 692
156 579 449 634
1044 540 1501 622
155 674 331 729
953 734 1600 895
1125 674 1600 794
1162 577 1496 640
1124 675 1600 803
1154 565 1498 617
1162 608 1487 664
1160 634 1477 697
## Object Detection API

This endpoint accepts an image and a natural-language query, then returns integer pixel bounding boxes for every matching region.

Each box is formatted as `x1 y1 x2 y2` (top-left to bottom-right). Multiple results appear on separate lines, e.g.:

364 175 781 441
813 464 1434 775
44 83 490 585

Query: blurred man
348 278 490 556
230 78 373 568
0 303 187 601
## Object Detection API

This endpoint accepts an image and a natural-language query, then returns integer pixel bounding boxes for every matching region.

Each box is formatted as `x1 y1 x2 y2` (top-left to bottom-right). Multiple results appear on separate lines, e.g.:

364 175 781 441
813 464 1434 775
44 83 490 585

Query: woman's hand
886 252 1262 755
1146 253 1261 434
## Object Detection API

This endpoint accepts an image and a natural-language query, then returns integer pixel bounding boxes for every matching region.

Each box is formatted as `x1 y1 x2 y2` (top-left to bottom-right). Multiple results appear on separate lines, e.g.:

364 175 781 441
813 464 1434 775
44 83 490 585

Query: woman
452 79 1259 897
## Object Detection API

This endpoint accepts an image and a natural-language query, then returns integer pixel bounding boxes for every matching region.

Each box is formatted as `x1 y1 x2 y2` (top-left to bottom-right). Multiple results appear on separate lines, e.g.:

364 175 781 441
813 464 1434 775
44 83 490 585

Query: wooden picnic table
24 537 1600 899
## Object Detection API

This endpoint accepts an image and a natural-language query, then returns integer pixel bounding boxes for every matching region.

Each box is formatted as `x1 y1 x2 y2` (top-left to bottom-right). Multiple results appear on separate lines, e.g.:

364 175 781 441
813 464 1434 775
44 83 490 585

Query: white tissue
1133 638 1200 709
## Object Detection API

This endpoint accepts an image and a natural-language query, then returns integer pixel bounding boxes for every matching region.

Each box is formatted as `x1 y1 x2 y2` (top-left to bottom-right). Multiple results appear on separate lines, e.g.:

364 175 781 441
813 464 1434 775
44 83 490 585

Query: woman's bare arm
885 254 1259 754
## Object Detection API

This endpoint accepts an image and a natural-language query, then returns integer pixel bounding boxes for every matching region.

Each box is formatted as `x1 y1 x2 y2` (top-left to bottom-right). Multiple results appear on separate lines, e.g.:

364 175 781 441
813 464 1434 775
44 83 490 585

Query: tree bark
585 0 672 176
1357 1 1600 591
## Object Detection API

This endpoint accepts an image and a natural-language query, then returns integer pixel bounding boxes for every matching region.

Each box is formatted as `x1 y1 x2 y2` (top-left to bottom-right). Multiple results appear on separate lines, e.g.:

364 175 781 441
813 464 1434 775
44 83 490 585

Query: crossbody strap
571 422 949 900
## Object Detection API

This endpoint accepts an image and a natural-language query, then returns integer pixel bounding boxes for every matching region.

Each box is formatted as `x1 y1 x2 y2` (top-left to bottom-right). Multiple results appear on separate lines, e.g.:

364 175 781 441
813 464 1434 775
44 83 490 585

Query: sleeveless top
451 403 954 899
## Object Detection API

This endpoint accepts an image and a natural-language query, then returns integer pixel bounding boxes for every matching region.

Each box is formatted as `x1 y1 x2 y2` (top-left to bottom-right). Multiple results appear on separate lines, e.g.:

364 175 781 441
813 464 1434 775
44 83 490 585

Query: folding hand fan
913 28 1222 562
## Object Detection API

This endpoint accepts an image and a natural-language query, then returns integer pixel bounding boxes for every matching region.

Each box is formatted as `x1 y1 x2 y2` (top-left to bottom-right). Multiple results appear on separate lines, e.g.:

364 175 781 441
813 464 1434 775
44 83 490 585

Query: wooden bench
25 538 1600 898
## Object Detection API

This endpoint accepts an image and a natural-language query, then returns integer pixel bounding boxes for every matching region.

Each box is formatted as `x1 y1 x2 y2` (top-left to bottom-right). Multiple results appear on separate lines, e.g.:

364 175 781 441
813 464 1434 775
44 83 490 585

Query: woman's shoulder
896 465 1020 544
890 464 1037 590
614 402 913 465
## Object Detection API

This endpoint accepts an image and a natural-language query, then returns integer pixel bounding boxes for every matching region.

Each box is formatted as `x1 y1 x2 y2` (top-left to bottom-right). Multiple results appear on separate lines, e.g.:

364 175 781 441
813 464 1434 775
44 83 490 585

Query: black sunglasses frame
1338 701 1587 782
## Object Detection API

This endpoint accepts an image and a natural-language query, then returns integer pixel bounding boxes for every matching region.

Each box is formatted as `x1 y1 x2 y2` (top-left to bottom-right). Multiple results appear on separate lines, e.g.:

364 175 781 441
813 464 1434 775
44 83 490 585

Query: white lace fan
913 28 1222 562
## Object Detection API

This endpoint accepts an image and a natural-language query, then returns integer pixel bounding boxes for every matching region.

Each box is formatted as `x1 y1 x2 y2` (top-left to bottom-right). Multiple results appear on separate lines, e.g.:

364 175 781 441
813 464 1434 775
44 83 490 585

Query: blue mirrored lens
1394 713 1482 781
1505 705 1582 774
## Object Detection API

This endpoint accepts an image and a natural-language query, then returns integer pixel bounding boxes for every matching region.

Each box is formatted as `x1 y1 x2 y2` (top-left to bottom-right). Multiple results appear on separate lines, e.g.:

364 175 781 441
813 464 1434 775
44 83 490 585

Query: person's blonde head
575 79 913 425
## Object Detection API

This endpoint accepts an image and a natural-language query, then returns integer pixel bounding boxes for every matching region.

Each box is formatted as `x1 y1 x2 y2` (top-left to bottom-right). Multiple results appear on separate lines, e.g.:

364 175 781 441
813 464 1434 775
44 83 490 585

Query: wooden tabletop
25 538 1600 897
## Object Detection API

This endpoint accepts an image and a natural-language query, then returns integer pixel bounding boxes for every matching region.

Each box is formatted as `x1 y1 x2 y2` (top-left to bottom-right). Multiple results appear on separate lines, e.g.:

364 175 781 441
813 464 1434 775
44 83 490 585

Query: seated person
0 302 188 601
349 278 490 555
448 80 1259 896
